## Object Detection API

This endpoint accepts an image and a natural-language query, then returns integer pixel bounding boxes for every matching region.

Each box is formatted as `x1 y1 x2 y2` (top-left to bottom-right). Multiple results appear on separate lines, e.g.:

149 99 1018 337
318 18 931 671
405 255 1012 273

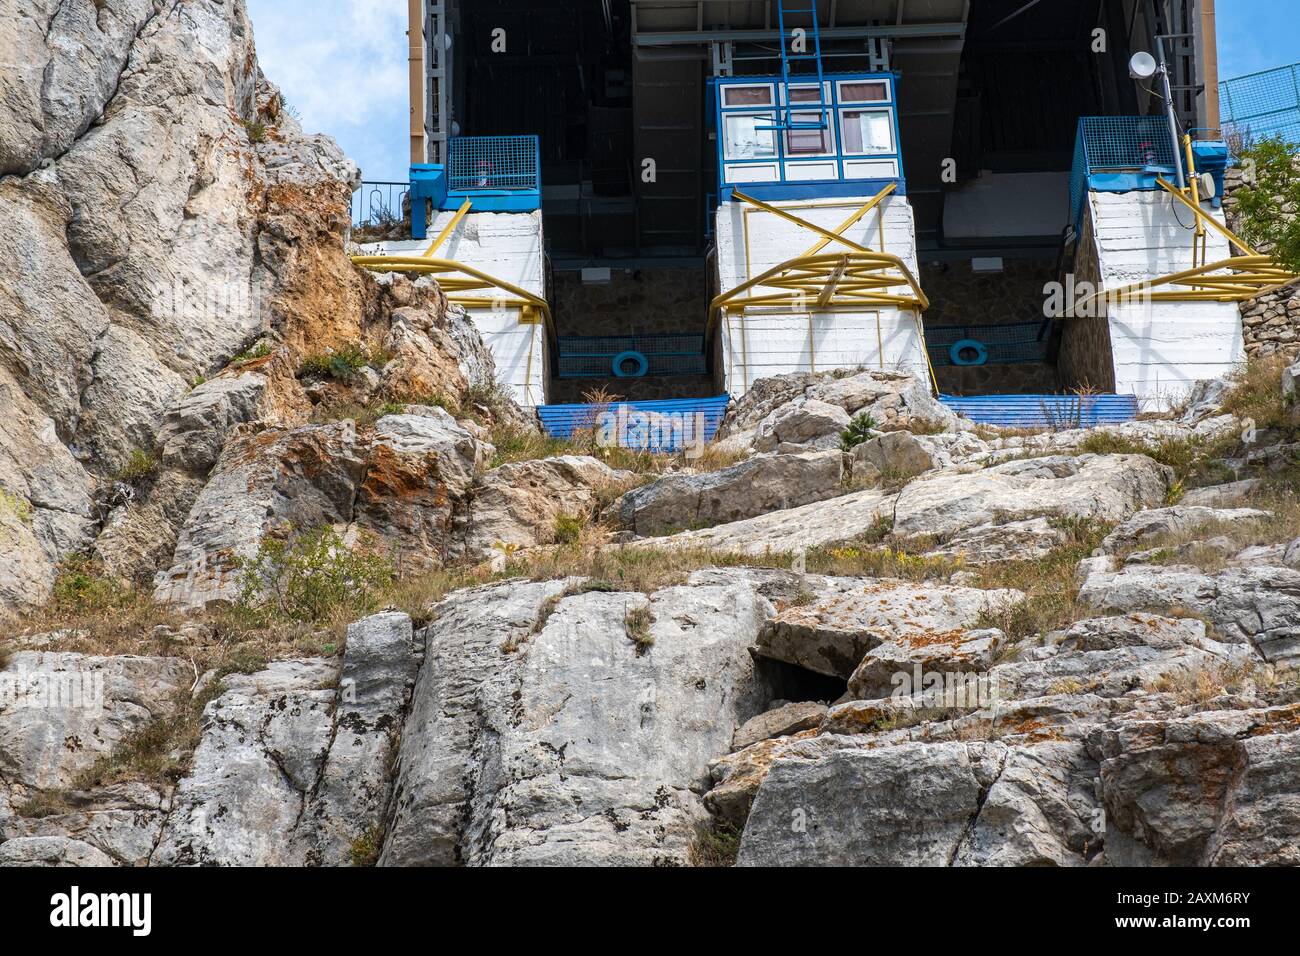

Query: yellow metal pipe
1155 177 1258 257
423 198 473 257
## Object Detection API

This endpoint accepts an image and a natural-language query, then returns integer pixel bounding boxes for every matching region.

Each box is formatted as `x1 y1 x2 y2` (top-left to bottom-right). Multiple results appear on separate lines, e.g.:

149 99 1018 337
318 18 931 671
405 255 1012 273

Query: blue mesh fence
1069 116 1179 227
1220 63 1300 146
557 334 707 379
447 135 540 192
925 322 1050 366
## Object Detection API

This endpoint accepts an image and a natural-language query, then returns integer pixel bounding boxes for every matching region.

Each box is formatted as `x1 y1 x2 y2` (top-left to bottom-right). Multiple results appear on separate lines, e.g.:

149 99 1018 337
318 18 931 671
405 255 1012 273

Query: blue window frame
711 72 906 202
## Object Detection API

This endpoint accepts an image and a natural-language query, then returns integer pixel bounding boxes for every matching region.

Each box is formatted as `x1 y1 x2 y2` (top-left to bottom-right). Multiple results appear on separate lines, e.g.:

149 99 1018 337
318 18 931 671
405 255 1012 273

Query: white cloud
246 0 410 182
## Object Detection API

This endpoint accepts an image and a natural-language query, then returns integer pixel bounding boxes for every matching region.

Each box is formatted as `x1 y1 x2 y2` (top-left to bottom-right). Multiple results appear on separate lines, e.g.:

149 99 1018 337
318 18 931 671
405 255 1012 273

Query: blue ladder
760 0 829 131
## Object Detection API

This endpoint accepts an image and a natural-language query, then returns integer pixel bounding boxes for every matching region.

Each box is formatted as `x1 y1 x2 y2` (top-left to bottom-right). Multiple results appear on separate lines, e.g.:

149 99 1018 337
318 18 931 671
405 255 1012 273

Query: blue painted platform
940 393 1140 429
538 395 731 453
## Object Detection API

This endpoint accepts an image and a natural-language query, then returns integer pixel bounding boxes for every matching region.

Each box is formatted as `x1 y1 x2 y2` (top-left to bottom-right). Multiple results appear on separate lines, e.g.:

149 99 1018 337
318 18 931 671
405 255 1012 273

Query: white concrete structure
1087 191 1244 409
357 210 547 407
713 195 927 399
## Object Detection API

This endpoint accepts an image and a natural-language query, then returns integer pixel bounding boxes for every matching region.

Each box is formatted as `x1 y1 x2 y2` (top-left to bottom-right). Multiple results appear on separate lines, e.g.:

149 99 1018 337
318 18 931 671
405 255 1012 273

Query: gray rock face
150 615 420 867
1099 506 1271 554
155 372 271 473
851 430 938 482
894 454 1172 541
461 455 632 559
732 702 828 752
381 573 776 866
641 486 897 555
757 579 1023 679
847 628 1005 702
1088 707 1300 865
1 783 169 867
721 369 960 447
753 399 850 452
153 422 367 607
615 451 845 537
738 742 1001 866
0 836 118 868
151 660 339 867
1079 565 1300 664
0 652 191 790
0 0 367 612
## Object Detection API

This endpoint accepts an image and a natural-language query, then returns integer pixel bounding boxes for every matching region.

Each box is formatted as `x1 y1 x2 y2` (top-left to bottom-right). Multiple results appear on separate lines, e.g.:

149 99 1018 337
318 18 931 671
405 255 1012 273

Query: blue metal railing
1221 62 1300 146
447 135 540 193
1069 116 1179 228
351 181 408 230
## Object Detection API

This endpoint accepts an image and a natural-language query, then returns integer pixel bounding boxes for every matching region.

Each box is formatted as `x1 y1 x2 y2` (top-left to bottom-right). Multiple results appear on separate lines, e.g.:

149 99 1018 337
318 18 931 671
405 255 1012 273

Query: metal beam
633 22 967 47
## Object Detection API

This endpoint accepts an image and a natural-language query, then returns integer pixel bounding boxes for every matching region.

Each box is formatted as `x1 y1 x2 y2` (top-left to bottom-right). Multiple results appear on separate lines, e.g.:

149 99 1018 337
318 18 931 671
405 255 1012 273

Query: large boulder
721 369 959 447
1079 565 1300 665
380 573 776 866
1087 706 1300 865
0 652 191 791
893 454 1173 542
1098 505 1271 554
613 451 845 537
757 579 1023 679
640 486 898 555
460 455 633 560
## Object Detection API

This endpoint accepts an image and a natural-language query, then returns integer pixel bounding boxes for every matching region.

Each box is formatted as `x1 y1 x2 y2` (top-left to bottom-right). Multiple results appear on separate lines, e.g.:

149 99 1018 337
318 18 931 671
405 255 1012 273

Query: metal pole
1156 35 1186 189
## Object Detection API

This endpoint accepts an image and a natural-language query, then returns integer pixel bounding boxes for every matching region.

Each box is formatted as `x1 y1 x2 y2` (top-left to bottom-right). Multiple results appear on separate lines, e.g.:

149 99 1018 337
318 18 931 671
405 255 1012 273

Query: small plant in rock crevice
840 412 878 451
625 604 655 656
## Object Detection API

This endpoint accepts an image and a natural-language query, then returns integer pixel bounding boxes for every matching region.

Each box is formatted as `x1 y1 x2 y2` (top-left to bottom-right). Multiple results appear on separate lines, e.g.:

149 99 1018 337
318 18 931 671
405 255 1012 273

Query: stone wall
1225 166 1300 361
1057 209 1117 393
553 268 708 338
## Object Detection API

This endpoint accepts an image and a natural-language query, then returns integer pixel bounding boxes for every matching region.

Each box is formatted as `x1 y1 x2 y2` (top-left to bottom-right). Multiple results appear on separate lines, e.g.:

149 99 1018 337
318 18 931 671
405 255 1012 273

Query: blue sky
248 0 1300 185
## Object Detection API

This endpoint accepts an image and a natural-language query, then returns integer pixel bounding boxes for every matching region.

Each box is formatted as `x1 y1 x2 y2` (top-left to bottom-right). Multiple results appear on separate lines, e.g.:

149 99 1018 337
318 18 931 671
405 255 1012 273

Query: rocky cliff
3 2 1300 868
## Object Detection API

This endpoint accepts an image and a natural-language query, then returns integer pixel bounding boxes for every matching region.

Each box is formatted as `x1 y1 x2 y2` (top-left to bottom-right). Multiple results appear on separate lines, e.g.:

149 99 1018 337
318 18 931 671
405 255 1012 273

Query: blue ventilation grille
557 334 707 379
537 395 731 454
925 323 1050 366
447 136 540 193
941 393 1141 429
1221 63 1300 146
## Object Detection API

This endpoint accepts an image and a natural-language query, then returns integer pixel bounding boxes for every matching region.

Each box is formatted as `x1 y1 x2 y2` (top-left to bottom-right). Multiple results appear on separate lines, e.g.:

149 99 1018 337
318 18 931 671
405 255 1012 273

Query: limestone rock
1087 706 1300 865
0 652 190 790
151 660 340 867
0 836 117 868
753 399 850 452
757 579 1023 679
847 628 1005 701
461 455 632 559
381 573 775 866
641 486 897 556
153 422 367 607
1 783 169 867
1099 506 1271 554
894 454 1172 541
732 701 828 751
1079 565 1300 664
850 430 937 482
613 451 844 537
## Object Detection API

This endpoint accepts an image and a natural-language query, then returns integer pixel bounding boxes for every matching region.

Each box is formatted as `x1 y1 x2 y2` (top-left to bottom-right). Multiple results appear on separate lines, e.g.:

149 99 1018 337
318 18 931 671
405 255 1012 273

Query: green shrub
298 343 383 382
113 448 158 483
554 513 585 545
240 119 267 144
840 412 877 451
52 557 134 614
236 527 395 625
1234 137 1300 274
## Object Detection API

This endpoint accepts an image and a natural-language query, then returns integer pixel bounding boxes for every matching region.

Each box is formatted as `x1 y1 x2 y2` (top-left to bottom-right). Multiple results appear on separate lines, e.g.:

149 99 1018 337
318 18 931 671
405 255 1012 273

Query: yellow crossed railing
349 199 553 334
709 186 937 391
1065 160 1300 318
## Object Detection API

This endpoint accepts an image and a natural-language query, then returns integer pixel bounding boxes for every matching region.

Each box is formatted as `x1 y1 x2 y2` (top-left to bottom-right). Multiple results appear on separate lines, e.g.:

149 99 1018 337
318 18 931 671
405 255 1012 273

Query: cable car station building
350 1 1286 433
